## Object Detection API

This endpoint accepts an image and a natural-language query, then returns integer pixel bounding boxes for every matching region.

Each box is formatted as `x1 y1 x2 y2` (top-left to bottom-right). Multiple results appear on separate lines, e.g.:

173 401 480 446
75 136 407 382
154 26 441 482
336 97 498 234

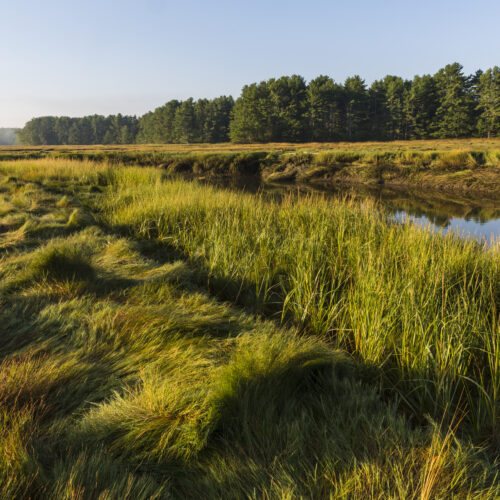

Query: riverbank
262 148 500 194
2 138 500 194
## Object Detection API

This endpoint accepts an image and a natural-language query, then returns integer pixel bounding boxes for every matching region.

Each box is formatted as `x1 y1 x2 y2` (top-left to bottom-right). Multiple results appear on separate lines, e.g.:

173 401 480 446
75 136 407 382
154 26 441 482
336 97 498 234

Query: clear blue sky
2 0 499 127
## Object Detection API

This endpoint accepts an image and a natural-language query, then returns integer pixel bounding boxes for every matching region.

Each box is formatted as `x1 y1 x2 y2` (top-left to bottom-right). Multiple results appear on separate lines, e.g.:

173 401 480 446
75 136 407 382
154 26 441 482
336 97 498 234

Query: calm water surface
391 211 500 243
200 176 500 243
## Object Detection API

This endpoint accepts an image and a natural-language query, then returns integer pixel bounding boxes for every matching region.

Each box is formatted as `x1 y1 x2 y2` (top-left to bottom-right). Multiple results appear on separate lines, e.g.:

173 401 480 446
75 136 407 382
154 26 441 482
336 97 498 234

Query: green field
2 138 500 194
0 158 499 498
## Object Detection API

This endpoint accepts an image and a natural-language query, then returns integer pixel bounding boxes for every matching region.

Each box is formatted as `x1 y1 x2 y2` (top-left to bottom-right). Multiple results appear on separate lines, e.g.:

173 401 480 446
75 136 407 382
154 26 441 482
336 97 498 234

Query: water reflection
192 175 500 243
393 211 500 243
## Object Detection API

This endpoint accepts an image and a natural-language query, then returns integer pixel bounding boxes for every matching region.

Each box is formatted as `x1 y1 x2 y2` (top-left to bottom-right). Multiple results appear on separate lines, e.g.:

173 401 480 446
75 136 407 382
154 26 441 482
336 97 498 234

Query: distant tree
18 118 41 144
54 117 72 144
307 76 344 141
434 63 475 138
157 100 181 143
194 98 209 142
202 96 234 142
384 76 411 140
476 67 500 137
368 79 391 140
136 112 155 143
230 82 275 143
90 115 109 144
102 128 116 145
268 75 308 141
119 116 139 144
81 117 95 144
343 76 369 140
368 76 410 140
67 120 91 145
98 114 137 144
406 74 439 139
173 99 196 143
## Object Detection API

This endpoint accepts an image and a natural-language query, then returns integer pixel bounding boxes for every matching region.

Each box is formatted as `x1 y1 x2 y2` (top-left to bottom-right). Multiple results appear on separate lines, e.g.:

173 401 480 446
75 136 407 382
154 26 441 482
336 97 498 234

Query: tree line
18 114 139 146
18 63 499 145
136 96 234 143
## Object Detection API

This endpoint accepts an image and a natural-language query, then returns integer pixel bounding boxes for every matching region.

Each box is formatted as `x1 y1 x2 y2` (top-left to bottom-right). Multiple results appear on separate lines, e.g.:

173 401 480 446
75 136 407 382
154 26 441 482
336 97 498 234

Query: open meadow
2 137 500 154
2 138 500 194
0 157 498 498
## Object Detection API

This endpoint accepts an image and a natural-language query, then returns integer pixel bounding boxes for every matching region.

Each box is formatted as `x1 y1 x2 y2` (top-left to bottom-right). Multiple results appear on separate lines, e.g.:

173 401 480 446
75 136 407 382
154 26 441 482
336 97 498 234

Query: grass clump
66 207 94 229
27 241 95 283
436 151 478 170
0 408 40 499
56 195 71 207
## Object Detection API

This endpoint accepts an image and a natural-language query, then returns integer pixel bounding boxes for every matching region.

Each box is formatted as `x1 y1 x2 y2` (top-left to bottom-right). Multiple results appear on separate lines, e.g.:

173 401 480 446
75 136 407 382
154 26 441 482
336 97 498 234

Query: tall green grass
103 168 500 441
0 159 498 498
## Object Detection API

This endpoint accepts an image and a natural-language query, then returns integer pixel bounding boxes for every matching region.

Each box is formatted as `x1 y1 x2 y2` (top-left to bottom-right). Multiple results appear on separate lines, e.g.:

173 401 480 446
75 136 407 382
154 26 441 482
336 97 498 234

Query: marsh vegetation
0 158 498 498
2 138 500 194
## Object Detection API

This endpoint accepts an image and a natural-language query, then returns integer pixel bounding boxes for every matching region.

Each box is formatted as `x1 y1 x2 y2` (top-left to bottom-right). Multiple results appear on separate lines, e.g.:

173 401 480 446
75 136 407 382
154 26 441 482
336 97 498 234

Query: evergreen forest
17 63 499 145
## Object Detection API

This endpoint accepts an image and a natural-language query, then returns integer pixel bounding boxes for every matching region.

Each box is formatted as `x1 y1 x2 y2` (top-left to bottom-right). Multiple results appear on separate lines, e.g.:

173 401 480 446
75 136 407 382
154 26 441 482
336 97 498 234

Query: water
392 211 500 243
197 175 500 243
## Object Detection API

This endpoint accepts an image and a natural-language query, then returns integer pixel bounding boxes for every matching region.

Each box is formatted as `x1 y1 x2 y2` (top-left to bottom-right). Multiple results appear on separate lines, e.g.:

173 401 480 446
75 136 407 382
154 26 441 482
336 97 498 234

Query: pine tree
434 63 475 138
384 76 410 140
407 74 439 139
368 79 391 140
173 99 196 143
476 67 500 138
230 82 274 143
344 76 369 140
307 76 344 141
268 75 308 142
203 96 234 142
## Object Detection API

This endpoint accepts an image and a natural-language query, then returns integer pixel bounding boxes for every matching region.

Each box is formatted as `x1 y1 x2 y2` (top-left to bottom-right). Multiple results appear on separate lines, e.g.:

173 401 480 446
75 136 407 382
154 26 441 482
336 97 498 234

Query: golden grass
1 137 500 154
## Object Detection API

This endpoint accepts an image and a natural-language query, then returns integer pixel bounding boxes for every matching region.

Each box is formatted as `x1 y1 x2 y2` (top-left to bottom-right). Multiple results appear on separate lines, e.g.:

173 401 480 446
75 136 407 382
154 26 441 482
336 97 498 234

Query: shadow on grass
102 222 499 449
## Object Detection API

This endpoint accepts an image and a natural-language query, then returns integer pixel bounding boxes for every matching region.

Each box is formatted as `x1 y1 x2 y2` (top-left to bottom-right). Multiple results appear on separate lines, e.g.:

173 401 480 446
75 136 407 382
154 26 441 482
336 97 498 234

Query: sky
1 0 499 127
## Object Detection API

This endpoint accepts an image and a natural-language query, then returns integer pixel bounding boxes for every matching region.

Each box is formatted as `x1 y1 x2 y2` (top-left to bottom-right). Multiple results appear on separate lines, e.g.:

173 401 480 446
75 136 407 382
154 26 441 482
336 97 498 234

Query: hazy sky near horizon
2 0 499 127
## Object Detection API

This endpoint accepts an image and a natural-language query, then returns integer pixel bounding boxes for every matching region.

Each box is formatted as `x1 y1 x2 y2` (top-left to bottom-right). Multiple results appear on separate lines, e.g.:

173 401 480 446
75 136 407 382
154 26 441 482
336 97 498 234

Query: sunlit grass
0 159 498 498
104 167 500 440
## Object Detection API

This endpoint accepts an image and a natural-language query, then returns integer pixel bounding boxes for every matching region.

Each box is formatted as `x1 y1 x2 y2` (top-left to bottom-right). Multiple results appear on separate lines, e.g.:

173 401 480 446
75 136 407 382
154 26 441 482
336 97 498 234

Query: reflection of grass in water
375 188 500 228
0 159 499 498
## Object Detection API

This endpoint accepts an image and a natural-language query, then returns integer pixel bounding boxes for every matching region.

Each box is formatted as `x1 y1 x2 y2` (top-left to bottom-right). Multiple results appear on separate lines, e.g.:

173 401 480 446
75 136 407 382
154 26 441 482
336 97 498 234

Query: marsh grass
0 159 498 498
2 139 500 193
104 168 500 441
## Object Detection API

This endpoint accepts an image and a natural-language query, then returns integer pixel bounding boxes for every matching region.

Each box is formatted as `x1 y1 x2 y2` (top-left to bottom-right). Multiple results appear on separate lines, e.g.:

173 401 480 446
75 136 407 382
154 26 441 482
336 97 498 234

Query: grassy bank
1 138 500 193
0 159 499 498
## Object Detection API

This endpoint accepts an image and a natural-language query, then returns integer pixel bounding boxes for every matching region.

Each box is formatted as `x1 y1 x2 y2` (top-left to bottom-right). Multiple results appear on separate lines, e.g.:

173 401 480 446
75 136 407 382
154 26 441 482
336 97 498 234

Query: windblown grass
0 159 498 498
104 168 500 441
